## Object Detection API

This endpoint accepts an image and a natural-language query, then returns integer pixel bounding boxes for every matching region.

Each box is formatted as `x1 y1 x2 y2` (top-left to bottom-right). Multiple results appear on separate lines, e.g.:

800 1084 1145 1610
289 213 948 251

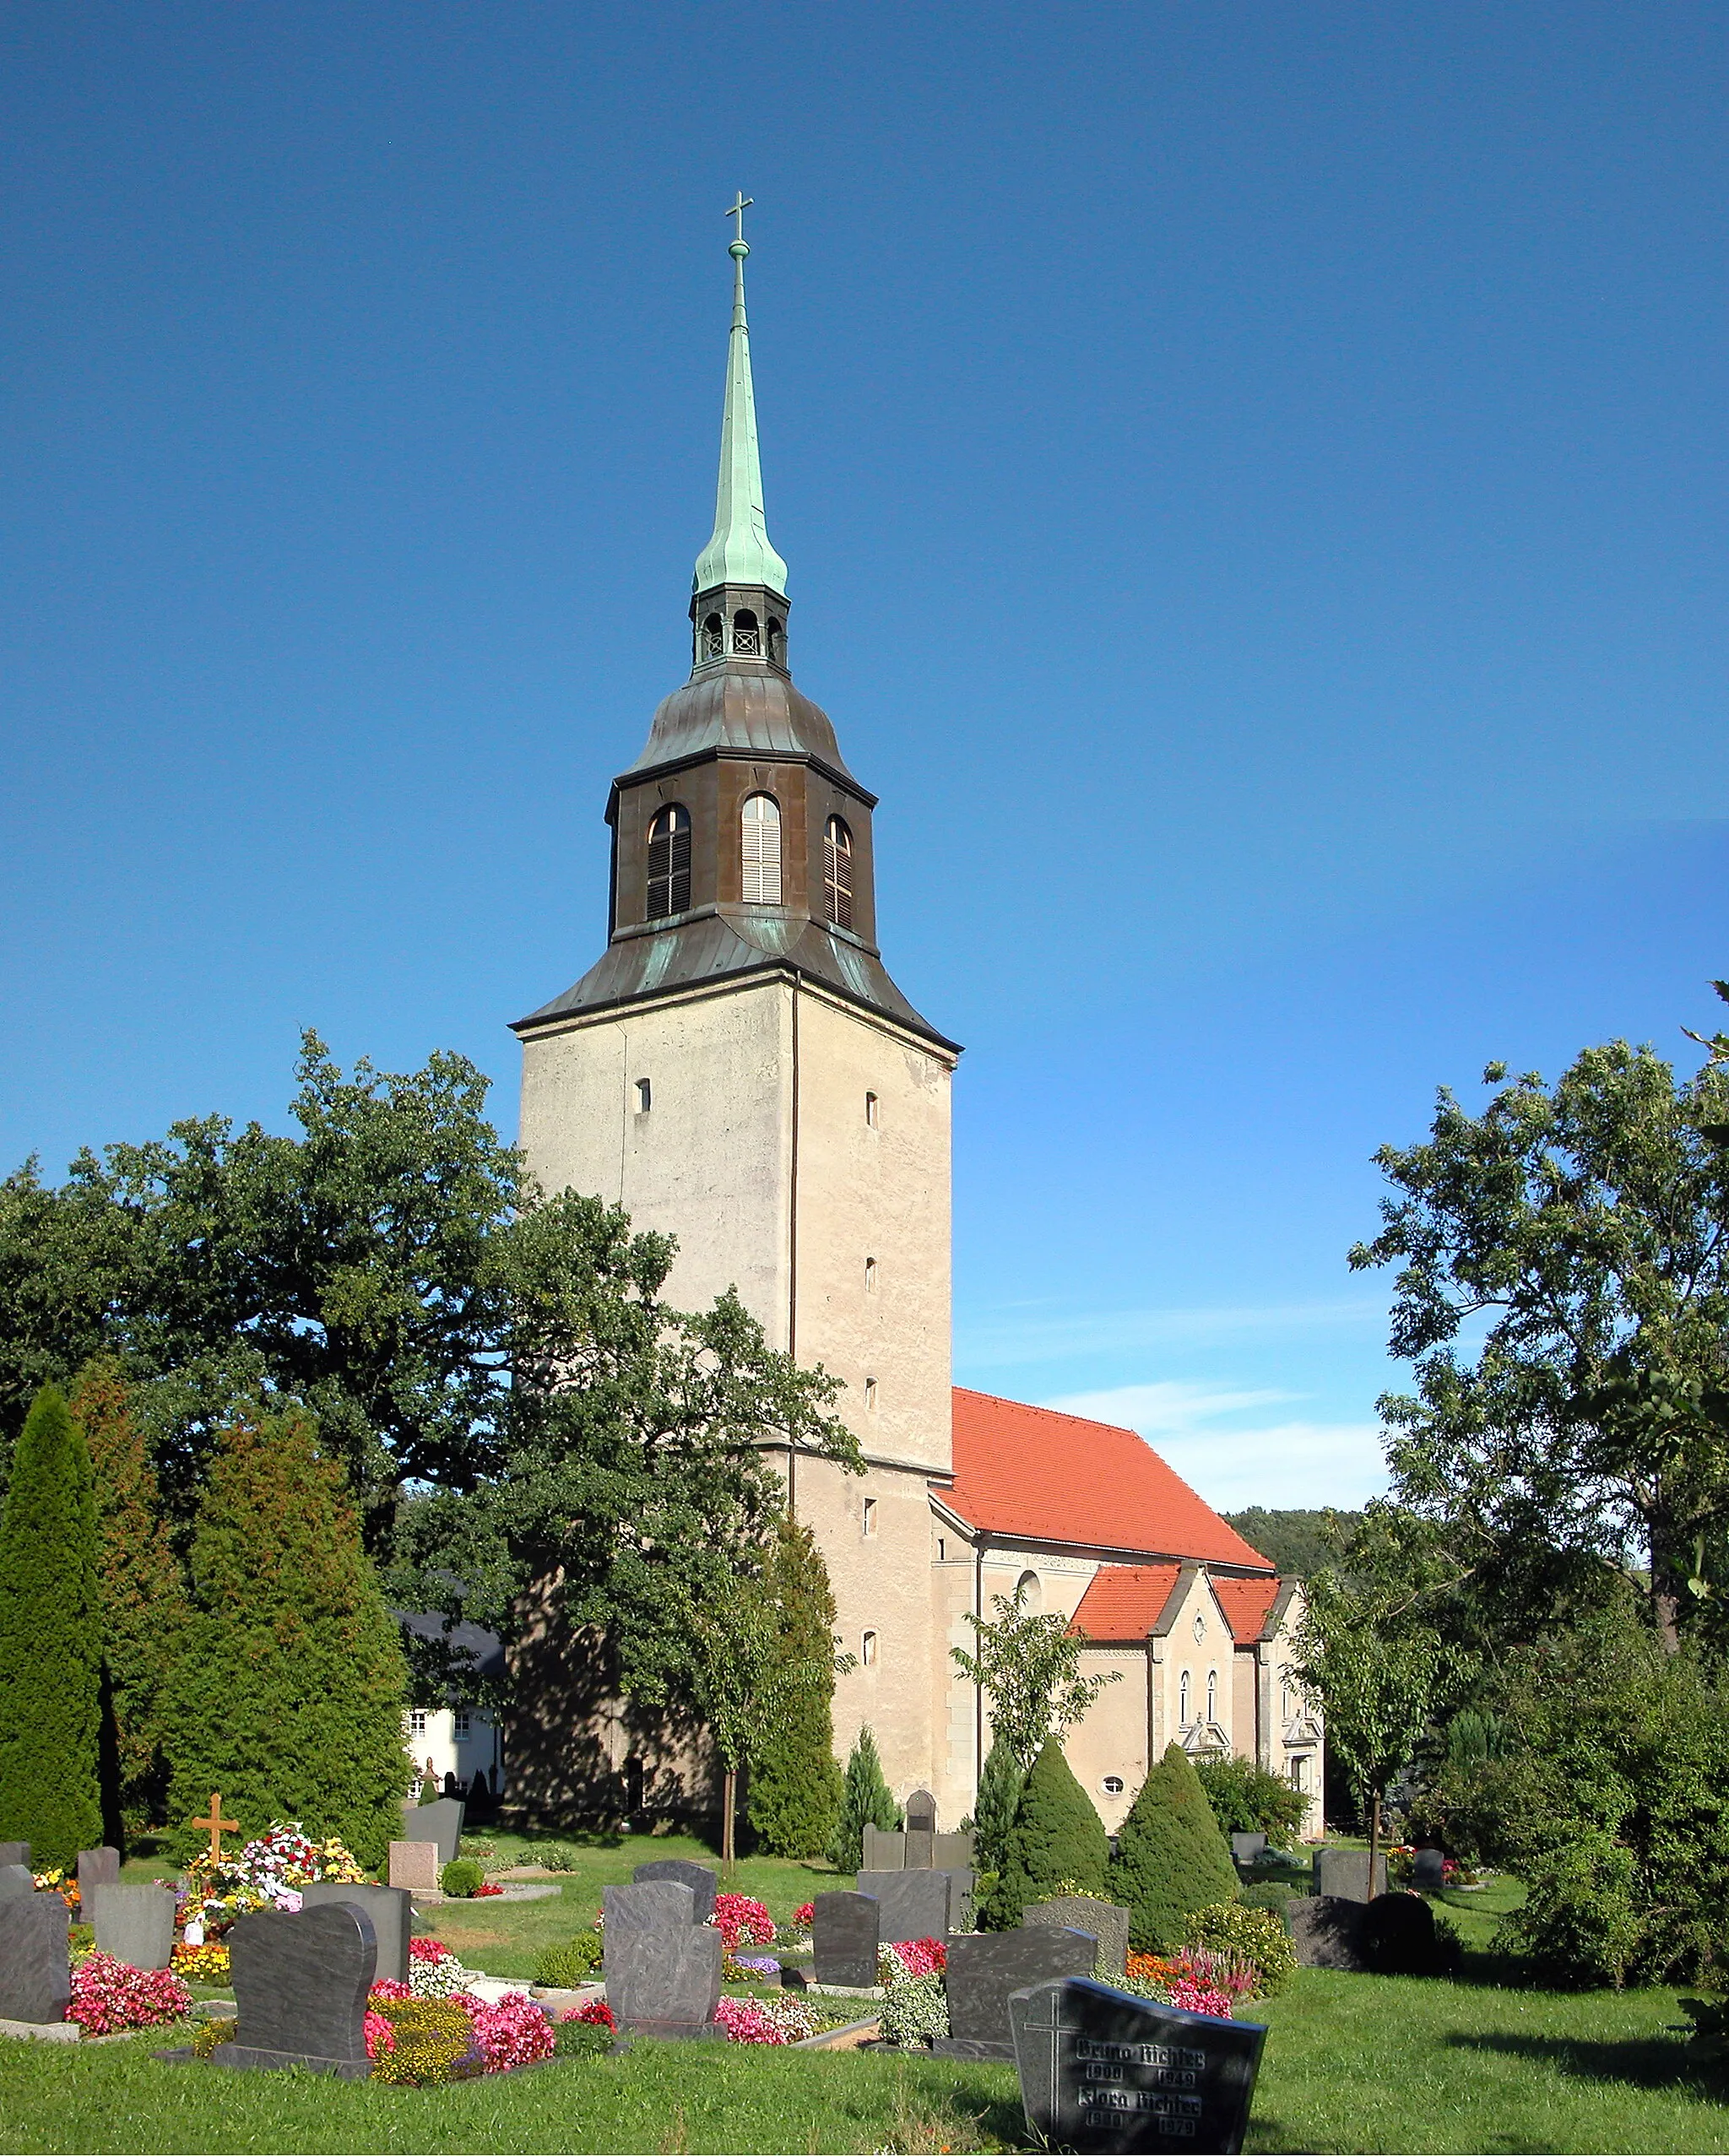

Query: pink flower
889 1937 947 1980
714 1994 787 2044
561 1999 615 2029
409 1937 452 1964
791 1902 815 1930
363 2009 397 2057
709 1893 775 1950
1168 1980 1235 2019
66 1952 192 2036
467 1992 556 2071
367 1979 413 2002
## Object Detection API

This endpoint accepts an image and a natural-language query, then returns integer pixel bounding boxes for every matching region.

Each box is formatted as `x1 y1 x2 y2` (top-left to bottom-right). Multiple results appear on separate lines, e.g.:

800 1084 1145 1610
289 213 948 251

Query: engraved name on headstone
811 1890 880 1989
0 1893 71 2023
856 1868 951 1943
209 1903 377 2077
300 1882 414 1987
1025 1894 1130 1979
88 1882 176 1971
631 1859 717 1925
935 1926 1098 2061
1011 1975 1267 2153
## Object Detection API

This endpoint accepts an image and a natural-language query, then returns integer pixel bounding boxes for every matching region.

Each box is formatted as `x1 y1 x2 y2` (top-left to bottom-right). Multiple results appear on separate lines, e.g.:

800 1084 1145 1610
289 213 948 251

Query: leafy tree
1110 1742 1240 1953
0 1385 103 1866
1354 1032 1729 1649
984 1739 1107 1928
1222 1509 1358 1579
951 1579 1120 1772
969 1736 1023 1891
1193 1754 1309 1848
830 1725 898 1874
162 1409 410 1866
68 1362 192 1840
746 1518 848 1860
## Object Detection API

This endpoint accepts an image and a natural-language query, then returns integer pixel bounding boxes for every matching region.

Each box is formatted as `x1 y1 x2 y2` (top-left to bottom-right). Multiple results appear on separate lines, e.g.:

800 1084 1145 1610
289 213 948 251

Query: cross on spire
190 1790 240 1863
725 191 752 249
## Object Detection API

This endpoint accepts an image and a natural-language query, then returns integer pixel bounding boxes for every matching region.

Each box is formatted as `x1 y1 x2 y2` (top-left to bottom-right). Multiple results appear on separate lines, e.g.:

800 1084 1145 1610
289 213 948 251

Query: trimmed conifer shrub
971 1736 1022 1888
746 1518 845 1858
162 1408 411 1866
1110 1741 1242 1951
829 1725 898 1873
0 1384 104 1866
985 1739 1108 1928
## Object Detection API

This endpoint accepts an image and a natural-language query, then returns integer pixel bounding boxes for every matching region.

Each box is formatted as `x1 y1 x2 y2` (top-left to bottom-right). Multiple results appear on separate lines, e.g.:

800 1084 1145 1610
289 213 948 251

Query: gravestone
1412 1848 1445 1892
603 1879 696 1945
1363 1892 1440 1976
1314 1848 1386 1903
943 1867 978 1930
811 1891 880 1989
387 1840 441 1893
398 1796 464 1866
77 1846 120 1892
1289 1896 1368 1971
88 1882 176 1971
300 1882 413 1987
632 1859 717 1924
1230 1833 1267 1865
903 1828 936 1869
604 1920 722 2038
936 1926 1098 2060
0 1866 34 1901
0 1842 28 1866
861 1825 903 1872
933 1830 976 1870
1011 1975 1267 2154
1025 1895 1130 1980
905 1790 938 1832
210 1903 377 2077
857 1868 950 1942
0 1893 70 2023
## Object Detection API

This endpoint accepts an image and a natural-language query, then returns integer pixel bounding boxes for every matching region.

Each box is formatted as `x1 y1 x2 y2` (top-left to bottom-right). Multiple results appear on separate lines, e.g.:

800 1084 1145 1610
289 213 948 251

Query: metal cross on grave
190 1790 240 1862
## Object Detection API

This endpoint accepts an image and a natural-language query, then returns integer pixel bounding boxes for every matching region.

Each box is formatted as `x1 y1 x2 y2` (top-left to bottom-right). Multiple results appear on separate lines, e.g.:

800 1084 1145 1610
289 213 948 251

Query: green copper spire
693 194 789 598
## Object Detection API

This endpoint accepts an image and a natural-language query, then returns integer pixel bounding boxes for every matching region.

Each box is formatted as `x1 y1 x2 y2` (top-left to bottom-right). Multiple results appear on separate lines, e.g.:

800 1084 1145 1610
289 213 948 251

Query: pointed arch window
823 815 854 930
1179 1670 1192 1725
740 793 782 904
646 804 691 921
1206 1670 1218 1725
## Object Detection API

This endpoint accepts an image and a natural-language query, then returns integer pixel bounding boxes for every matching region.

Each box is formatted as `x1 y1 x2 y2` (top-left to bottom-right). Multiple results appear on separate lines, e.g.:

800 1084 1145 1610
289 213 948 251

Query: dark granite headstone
905 1789 938 1833
77 1846 120 1892
300 1882 413 1986
0 1893 70 2023
632 1859 717 1924
88 1882 176 1971
1314 1848 1386 1903
0 1865 34 1901
603 1880 696 1943
857 1867 951 1943
1289 1895 1368 1971
604 1918 722 2038
0 1842 29 1867
1363 1892 1439 1975
210 1903 377 2077
1011 1975 1266 2154
935 1926 1098 2061
903 1828 936 1869
861 1824 903 1871
1025 1895 1130 1979
398 1796 464 1866
1230 1833 1267 1865
811 1890 879 1989
1412 1848 1445 1892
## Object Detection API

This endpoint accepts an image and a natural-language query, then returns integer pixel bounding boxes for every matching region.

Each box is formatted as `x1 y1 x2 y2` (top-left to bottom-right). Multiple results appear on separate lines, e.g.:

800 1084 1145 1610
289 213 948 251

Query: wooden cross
725 191 752 245
190 1790 239 1862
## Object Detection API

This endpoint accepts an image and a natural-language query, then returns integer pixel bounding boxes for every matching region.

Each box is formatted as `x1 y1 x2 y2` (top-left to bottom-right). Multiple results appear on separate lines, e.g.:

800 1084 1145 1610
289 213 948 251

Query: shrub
984 1740 1107 1929
440 1858 485 1898
0 1385 103 1867
970 1738 1023 1893
1182 1902 1297 1996
1497 1828 1643 1988
67 1950 192 2034
879 1971 949 2049
829 1725 898 1872
534 1932 604 1987
1110 1742 1240 1953
539 1842 579 1872
746 1518 846 1859
1194 1754 1309 1847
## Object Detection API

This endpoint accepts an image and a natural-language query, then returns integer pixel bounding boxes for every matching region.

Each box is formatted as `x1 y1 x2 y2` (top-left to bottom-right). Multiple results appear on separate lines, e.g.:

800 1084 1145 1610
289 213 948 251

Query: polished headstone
1229 1833 1267 1865
0 1894 70 2023
811 1891 880 1989
0 1866 34 1901
861 1824 903 1872
300 1882 413 1986
88 1882 176 1971
603 1880 696 1942
905 1790 938 1833
77 1846 120 1892
1314 1848 1386 1903
631 1859 717 1924
856 1868 951 1943
604 1917 722 2038
1289 1895 1368 1971
388 1839 442 1893
1412 1848 1445 1892
0 1843 28 1867
211 1902 377 2077
1025 1895 1130 1979
935 1926 1098 2061
398 1796 464 1865
1011 1975 1267 2154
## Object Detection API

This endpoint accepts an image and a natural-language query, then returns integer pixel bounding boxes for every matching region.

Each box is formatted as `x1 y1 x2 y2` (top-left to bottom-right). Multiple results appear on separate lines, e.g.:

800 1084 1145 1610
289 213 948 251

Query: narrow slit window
1206 1670 1218 1724
1179 1670 1192 1725
861 1629 878 1666
864 1377 878 1411
862 1497 877 1536
864 1091 878 1126
864 1257 877 1293
823 815 854 929
634 1078 652 1114
740 793 783 904
936 1536 946 1563
646 804 691 920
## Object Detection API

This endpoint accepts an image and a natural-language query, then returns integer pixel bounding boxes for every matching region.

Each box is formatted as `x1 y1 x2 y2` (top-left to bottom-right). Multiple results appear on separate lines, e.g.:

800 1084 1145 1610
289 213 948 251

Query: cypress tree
68 1362 191 1843
970 1737 1023 1918
163 1409 410 1867
985 1738 1108 1928
1110 1742 1241 1951
0 1385 103 1866
829 1725 899 1873
746 1518 845 1858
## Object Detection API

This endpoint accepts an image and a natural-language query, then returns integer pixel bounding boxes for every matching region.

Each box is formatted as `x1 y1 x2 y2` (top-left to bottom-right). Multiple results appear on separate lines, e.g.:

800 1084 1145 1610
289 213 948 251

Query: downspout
788 974 801 1519
974 1534 987 1795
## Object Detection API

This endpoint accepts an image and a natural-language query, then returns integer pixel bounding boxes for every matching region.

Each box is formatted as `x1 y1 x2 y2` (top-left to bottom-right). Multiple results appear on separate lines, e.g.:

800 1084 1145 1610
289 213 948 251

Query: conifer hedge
745 1519 845 1859
0 1384 103 1866
985 1738 1108 1927
970 1736 1022 1888
163 1410 410 1866
1110 1741 1242 1950
829 1725 898 1872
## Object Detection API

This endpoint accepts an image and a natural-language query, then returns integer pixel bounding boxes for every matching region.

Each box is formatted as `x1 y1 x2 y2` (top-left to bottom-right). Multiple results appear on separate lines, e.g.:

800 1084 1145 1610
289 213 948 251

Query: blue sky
3 4 1724 1509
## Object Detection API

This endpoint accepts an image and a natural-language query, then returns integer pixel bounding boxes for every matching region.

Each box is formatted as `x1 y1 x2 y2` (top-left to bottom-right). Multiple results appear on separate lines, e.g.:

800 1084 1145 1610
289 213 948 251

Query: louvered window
646 804 691 920
822 815 854 929
740 793 782 903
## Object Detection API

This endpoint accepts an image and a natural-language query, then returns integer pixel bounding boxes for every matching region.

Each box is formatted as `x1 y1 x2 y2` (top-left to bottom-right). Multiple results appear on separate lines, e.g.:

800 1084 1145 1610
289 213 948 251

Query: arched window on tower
1016 1570 1043 1615
701 613 724 661
823 815 854 929
646 804 691 921
740 793 782 904
767 616 786 667
730 609 761 658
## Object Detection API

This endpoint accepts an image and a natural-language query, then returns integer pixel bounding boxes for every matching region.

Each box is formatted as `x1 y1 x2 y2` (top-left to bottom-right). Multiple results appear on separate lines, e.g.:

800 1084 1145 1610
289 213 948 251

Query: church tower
513 211 959 1801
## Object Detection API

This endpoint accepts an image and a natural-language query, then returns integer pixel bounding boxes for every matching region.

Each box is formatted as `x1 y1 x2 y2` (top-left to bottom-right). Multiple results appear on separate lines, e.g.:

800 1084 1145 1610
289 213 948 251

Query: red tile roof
946 1389 1276 1572
1068 1563 1184 1641
1211 1574 1283 1644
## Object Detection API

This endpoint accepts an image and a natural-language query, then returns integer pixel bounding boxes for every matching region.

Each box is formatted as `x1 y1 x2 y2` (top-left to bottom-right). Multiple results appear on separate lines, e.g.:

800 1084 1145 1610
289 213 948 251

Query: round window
1100 1775 1125 1796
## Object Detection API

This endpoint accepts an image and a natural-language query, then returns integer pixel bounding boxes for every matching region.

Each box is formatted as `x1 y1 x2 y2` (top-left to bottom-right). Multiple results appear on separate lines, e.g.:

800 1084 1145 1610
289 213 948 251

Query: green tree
969 1736 1023 1890
68 1362 192 1841
746 1518 848 1860
163 1410 410 1866
0 1385 103 1866
951 1579 1120 1771
830 1725 898 1873
1110 1742 1240 1952
1222 1509 1358 1579
984 1739 1108 1929
1193 1754 1309 1847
